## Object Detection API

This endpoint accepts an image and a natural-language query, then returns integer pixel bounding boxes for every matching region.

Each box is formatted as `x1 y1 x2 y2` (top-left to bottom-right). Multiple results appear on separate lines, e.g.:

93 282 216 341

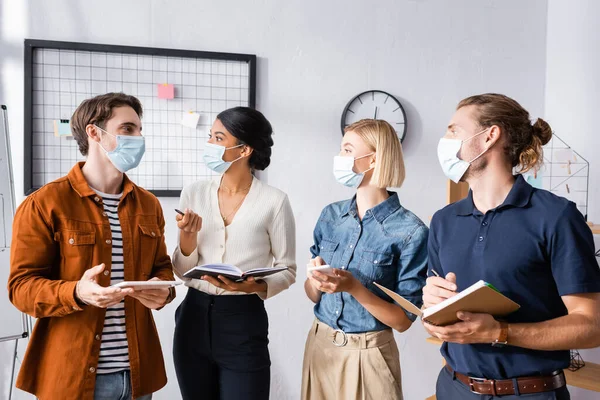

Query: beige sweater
172 176 297 299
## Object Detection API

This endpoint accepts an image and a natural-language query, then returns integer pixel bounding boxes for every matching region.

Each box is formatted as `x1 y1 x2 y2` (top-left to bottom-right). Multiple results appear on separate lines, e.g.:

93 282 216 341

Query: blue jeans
94 370 152 400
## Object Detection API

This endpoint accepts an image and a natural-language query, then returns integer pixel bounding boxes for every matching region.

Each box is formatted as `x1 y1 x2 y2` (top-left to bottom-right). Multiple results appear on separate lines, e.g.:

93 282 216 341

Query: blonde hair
345 119 405 188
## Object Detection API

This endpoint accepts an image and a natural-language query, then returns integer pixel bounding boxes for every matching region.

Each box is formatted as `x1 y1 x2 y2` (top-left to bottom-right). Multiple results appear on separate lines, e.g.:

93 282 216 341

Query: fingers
217 275 237 286
181 209 190 225
103 298 126 308
97 286 124 296
424 284 457 301
193 215 202 232
445 272 457 284
177 209 202 232
311 270 330 282
334 269 350 278
426 276 457 292
308 276 326 291
309 275 336 293
129 291 161 301
308 256 326 267
457 311 472 321
83 263 105 280
202 275 229 289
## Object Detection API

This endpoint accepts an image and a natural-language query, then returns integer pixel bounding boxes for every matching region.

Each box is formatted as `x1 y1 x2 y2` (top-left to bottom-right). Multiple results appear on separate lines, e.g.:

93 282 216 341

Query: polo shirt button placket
477 217 490 243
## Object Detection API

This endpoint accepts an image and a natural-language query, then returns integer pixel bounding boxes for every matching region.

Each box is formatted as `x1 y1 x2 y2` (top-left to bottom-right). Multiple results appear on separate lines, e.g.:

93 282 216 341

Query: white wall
545 1 600 399
0 0 551 399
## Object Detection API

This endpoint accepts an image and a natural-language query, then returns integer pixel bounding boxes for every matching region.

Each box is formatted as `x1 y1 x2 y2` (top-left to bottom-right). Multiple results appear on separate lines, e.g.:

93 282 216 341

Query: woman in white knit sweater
171 107 297 400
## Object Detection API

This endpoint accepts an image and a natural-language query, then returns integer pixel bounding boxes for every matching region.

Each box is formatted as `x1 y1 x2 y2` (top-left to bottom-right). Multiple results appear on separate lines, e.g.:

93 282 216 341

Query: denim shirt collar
455 174 533 216
342 191 402 223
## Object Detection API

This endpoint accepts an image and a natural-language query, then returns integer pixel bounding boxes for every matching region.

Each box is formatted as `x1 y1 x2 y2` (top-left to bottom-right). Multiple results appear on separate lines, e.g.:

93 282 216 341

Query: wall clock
340 90 407 142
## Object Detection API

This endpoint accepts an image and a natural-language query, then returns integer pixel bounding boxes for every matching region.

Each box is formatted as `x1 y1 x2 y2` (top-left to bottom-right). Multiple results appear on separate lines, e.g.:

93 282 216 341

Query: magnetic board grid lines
25 40 256 196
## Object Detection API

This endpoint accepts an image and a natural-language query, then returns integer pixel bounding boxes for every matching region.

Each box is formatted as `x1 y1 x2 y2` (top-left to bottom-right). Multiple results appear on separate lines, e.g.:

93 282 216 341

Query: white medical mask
333 153 375 188
202 142 244 174
94 125 145 173
437 128 490 183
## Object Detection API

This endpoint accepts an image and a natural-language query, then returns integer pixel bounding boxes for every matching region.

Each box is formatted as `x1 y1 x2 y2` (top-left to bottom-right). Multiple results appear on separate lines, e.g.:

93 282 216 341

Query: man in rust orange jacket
8 92 175 400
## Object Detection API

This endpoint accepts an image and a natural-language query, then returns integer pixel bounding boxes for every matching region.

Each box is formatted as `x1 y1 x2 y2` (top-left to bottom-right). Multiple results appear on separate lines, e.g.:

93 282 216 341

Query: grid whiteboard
24 40 256 196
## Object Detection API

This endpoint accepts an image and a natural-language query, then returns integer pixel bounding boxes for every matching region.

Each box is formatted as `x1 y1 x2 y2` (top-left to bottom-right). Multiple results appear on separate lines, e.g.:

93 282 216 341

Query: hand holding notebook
374 280 520 326
183 263 288 282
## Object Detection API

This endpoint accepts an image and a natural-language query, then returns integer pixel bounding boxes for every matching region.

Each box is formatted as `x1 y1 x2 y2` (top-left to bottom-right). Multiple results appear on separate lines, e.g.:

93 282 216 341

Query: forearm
508 312 600 350
179 231 197 256
304 279 322 303
350 284 412 332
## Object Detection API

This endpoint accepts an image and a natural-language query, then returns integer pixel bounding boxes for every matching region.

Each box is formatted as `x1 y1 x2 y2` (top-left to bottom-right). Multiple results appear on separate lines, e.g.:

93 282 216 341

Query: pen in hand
175 209 185 216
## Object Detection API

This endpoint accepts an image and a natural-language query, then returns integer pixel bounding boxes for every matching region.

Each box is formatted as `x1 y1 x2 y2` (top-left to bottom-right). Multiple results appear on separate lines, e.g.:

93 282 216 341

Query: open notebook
374 280 520 326
183 264 288 282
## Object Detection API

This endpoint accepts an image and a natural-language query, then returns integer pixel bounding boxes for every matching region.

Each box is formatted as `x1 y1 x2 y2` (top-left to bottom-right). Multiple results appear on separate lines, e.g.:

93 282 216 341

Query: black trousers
173 289 271 400
436 366 570 400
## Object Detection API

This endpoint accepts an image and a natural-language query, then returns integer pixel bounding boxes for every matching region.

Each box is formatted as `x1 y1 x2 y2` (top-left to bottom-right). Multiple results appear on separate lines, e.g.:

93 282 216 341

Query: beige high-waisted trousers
301 319 403 400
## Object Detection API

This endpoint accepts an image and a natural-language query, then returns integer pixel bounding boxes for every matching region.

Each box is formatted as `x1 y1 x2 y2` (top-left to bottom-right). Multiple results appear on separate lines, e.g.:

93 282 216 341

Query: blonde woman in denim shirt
301 119 428 400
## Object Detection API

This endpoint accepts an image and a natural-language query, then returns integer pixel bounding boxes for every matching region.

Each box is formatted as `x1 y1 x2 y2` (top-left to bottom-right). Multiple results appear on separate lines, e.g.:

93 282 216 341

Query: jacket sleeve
8 196 83 318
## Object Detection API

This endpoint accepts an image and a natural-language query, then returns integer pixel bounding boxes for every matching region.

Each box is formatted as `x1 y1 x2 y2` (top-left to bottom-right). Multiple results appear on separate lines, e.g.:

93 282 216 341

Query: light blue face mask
202 142 244 174
333 153 375 188
95 125 145 173
437 128 489 183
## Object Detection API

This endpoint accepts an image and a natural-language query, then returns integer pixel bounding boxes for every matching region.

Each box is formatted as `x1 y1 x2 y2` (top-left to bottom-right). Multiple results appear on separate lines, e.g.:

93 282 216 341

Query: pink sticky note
157 84 175 99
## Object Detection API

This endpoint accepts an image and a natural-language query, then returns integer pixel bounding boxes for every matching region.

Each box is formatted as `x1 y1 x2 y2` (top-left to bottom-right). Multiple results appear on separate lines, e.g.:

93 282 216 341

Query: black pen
175 209 185 216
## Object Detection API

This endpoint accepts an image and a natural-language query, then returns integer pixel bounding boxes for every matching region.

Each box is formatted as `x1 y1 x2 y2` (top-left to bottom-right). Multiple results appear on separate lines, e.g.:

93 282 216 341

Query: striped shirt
93 189 130 374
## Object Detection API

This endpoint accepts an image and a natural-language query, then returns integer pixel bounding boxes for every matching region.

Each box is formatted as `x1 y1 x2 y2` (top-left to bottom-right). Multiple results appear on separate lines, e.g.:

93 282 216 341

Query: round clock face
340 90 407 142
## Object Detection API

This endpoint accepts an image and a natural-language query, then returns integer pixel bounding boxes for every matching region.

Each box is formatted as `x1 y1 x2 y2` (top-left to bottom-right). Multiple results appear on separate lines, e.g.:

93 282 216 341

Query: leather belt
445 365 566 396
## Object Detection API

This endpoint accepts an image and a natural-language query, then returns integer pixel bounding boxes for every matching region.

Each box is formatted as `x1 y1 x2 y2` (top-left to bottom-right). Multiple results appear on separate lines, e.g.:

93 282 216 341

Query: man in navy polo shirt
424 93 600 399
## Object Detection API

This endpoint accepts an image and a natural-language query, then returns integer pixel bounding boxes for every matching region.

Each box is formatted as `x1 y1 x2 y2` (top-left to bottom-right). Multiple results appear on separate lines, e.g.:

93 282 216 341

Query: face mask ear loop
353 151 375 174
92 125 114 154
466 128 493 163
229 143 247 164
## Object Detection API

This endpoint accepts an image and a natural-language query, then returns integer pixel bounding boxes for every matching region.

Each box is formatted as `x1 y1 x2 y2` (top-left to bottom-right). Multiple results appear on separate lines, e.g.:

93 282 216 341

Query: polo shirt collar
455 174 533 216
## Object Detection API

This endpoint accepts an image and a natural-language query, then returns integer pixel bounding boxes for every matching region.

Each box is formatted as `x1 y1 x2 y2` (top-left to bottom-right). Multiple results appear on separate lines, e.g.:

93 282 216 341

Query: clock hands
374 107 378 119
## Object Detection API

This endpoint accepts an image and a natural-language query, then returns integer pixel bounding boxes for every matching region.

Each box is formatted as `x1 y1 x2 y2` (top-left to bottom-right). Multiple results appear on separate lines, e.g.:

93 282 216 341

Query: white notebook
374 280 520 326
183 263 288 282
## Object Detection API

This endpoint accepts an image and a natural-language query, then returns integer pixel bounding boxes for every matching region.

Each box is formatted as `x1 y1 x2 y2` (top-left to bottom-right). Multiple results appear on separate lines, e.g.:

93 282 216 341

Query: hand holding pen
422 268 458 309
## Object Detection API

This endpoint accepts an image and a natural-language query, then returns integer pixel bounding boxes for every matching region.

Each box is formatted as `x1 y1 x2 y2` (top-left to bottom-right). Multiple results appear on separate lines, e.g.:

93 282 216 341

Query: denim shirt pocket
317 238 339 266
359 250 395 282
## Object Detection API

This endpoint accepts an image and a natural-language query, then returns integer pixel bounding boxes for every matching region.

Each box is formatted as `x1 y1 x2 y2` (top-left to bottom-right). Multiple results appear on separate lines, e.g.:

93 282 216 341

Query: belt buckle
332 329 348 347
468 377 496 396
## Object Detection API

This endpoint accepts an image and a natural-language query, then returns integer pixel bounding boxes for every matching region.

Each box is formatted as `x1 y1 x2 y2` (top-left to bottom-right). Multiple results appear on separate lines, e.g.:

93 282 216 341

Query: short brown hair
345 119 405 188
70 92 143 156
457 93 552 173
